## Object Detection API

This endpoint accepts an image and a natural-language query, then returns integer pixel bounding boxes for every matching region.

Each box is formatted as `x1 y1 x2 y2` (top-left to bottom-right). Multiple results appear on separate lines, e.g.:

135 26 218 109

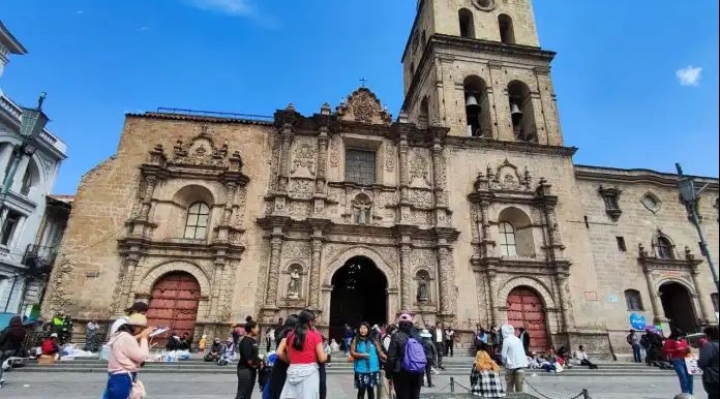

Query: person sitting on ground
41 333 61 360
556 346 572 369
218 337 236 365
198 335 208 354
573 345 598 369
204 338 222 362
166 333 182 351
470 343 506 398
179 333 191 351
526 351 541 369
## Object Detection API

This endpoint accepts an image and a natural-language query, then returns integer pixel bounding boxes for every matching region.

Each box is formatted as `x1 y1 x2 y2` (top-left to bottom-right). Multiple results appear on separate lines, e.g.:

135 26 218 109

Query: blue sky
0 0 718 194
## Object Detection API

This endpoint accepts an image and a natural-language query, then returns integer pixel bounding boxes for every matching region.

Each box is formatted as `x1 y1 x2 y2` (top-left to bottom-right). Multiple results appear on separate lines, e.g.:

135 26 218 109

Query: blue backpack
402 338 427 374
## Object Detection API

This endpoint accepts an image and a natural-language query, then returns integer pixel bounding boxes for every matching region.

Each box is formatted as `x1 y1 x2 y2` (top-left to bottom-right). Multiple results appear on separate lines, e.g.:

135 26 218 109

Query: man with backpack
387 314 425 399
627 329 642 363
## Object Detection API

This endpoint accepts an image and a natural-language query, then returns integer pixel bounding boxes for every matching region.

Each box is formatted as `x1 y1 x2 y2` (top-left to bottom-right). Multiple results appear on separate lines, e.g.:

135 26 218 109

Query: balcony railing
22 244 57 277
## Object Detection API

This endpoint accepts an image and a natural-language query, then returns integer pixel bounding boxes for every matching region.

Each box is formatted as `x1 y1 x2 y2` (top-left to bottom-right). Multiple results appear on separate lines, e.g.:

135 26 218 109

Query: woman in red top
663 329 694 395
278 309 327 399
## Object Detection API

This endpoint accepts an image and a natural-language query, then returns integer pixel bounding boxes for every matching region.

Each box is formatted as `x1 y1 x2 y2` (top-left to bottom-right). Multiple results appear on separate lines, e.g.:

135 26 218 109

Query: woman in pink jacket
102 313 153 399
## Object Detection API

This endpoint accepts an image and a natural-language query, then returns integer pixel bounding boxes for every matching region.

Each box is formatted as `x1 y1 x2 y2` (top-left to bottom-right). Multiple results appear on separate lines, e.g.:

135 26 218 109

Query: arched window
625 289 644 311
498 14 515 44
459 9 475 39
498 222 517 257
656 236 674 259
20 159 40 196
508 80 537 142
464 76 491 137
184 202 210 240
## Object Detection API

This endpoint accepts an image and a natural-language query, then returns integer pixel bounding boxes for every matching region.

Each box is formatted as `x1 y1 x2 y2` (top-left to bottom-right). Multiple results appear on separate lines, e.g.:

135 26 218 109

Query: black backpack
626 333 634 345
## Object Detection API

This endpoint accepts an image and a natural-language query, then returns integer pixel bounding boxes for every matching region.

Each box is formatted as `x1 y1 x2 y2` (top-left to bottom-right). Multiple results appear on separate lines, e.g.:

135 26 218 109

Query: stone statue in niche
417 274 429 303
288 267 302 299
352 194 372 225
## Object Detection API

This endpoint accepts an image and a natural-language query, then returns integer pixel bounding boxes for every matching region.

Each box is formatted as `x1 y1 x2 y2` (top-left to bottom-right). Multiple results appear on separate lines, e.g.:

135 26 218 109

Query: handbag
129 375 147 399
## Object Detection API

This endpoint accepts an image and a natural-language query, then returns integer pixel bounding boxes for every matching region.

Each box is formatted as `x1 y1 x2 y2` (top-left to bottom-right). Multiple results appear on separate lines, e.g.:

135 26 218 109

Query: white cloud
183 0 254 17
138 26 150 33
76 10 84 15
676 66 703 86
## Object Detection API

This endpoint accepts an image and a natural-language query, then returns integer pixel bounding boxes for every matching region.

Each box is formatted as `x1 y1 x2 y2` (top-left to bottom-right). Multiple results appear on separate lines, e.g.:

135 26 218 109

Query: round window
473 0 495 11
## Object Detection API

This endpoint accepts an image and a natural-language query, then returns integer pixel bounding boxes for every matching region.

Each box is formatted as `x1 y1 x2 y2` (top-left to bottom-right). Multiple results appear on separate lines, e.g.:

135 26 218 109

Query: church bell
465 95 480 109
510 103 523 125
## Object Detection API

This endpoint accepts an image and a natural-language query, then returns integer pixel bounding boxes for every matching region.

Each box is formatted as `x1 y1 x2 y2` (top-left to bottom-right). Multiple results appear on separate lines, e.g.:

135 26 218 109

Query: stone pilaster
310 237 323 309
398 130 411 224
120 255 140 311
399 239 412 310
265 229 284 307
140 175 157 220
437 245 452 315
555 273 574 332
487 269 500 326
643 269 664 324
431 134 449 227
691 265 713 324
277 124 294 192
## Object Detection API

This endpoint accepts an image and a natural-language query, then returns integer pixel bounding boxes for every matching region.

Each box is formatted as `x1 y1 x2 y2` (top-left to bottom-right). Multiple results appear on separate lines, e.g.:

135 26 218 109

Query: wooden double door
146 272 201 343
507 287 549 353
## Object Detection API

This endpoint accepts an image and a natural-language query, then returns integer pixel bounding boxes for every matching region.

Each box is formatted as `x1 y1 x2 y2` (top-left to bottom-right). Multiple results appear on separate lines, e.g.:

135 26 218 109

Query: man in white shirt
109 301 149 337
501 324 529 393
573 345 598 369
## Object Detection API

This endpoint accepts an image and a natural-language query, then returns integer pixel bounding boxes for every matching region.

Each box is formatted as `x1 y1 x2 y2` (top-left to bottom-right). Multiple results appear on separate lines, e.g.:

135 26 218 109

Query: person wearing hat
103 313 153 399
109 301 150 337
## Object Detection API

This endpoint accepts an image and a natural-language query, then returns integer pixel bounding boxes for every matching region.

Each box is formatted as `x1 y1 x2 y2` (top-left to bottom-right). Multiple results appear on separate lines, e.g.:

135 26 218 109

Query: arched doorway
659 282 697 334
329 256 388 340
146 272 201 343
507 286 549 353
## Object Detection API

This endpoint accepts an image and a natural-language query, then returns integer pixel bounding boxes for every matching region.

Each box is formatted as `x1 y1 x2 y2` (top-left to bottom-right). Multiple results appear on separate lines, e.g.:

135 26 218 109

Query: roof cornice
575 165 719 190
0 21 28 54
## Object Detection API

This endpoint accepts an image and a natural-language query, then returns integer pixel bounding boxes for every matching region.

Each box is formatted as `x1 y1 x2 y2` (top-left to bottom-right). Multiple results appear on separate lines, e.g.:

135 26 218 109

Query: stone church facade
44 0 718 357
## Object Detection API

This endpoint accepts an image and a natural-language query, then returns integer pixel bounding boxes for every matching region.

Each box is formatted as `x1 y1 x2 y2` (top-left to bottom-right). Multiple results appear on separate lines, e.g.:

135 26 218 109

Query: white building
0 20 67 313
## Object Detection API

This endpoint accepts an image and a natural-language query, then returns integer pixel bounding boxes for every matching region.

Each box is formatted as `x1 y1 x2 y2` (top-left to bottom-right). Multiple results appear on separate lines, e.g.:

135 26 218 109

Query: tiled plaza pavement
0 372 686 398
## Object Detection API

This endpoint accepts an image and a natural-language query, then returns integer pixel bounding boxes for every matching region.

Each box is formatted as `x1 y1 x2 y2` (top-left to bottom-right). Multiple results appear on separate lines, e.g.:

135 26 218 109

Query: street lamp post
676 163 720 294
0 92 49 203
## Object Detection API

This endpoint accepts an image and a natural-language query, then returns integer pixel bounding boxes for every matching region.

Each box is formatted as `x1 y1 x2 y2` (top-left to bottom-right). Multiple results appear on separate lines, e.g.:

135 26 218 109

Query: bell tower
401 0 563 146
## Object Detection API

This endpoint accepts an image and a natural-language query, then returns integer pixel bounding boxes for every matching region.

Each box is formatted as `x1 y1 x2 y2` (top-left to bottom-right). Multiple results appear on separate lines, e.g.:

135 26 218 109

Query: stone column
310 237 323 309
265 232 284 307
431 136 448 226
546 206 563 248
120 254 140 311
316 127 329 193
643 269 663 323
10 156 29 193
487 270 500 326
479 200 492 257
139 176 158 220
690 266 713 323
222 183 237 225
209 259 225 318
277 124 294 192
398 132 410 202
484 88 499 140
399 240 412 310
437 245 452 315
555 274 574 332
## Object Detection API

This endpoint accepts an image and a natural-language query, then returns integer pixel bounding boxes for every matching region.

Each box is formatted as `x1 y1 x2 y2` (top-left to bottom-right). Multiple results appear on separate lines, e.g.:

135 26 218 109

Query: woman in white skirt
277 310 327 399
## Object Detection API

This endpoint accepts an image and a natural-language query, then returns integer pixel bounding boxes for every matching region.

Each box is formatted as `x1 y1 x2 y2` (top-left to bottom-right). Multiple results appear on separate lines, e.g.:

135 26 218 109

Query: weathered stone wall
575 168 719 356
44 116 275 321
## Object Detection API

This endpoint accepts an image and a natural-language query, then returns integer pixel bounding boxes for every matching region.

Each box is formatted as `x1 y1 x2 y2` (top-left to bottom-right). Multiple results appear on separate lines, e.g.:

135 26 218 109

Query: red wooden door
507 287 548 353
146 272 201 343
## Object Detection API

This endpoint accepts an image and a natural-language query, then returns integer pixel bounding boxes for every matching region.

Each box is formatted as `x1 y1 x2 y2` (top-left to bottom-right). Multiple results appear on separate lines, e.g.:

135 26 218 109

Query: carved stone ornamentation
386 143 395 172
291 143 317 176
336 87 393 125
289 179 315 200
282 241 311 262
329 139 339 168
488 159 532 191
287 265 302 299
409 189 433 209
171 126 229 167
409 149 432 187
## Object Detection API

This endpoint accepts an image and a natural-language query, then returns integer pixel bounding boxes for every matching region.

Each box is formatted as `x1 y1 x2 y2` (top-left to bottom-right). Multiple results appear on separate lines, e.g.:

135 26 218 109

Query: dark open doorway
660 282 698 334
329 256 387 340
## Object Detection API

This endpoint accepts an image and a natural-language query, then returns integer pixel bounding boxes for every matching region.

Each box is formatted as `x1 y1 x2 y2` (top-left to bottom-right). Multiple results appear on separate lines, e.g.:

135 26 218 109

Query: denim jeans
631 344 642 363
671 359 694 395
102 372 135 399
344 338 353 355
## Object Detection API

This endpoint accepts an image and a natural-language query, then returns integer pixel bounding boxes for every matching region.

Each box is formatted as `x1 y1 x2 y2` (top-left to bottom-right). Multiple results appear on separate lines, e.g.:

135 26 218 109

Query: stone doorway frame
321 246 398 327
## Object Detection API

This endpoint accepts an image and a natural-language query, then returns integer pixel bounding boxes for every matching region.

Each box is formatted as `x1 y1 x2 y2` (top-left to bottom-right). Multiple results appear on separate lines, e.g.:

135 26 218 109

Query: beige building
44 0 718 358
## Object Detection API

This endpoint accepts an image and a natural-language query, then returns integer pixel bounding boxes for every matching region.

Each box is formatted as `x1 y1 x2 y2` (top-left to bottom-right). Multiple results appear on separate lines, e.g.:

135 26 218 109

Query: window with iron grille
345 149 376 185
625 289 644 311
0 209 21 246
